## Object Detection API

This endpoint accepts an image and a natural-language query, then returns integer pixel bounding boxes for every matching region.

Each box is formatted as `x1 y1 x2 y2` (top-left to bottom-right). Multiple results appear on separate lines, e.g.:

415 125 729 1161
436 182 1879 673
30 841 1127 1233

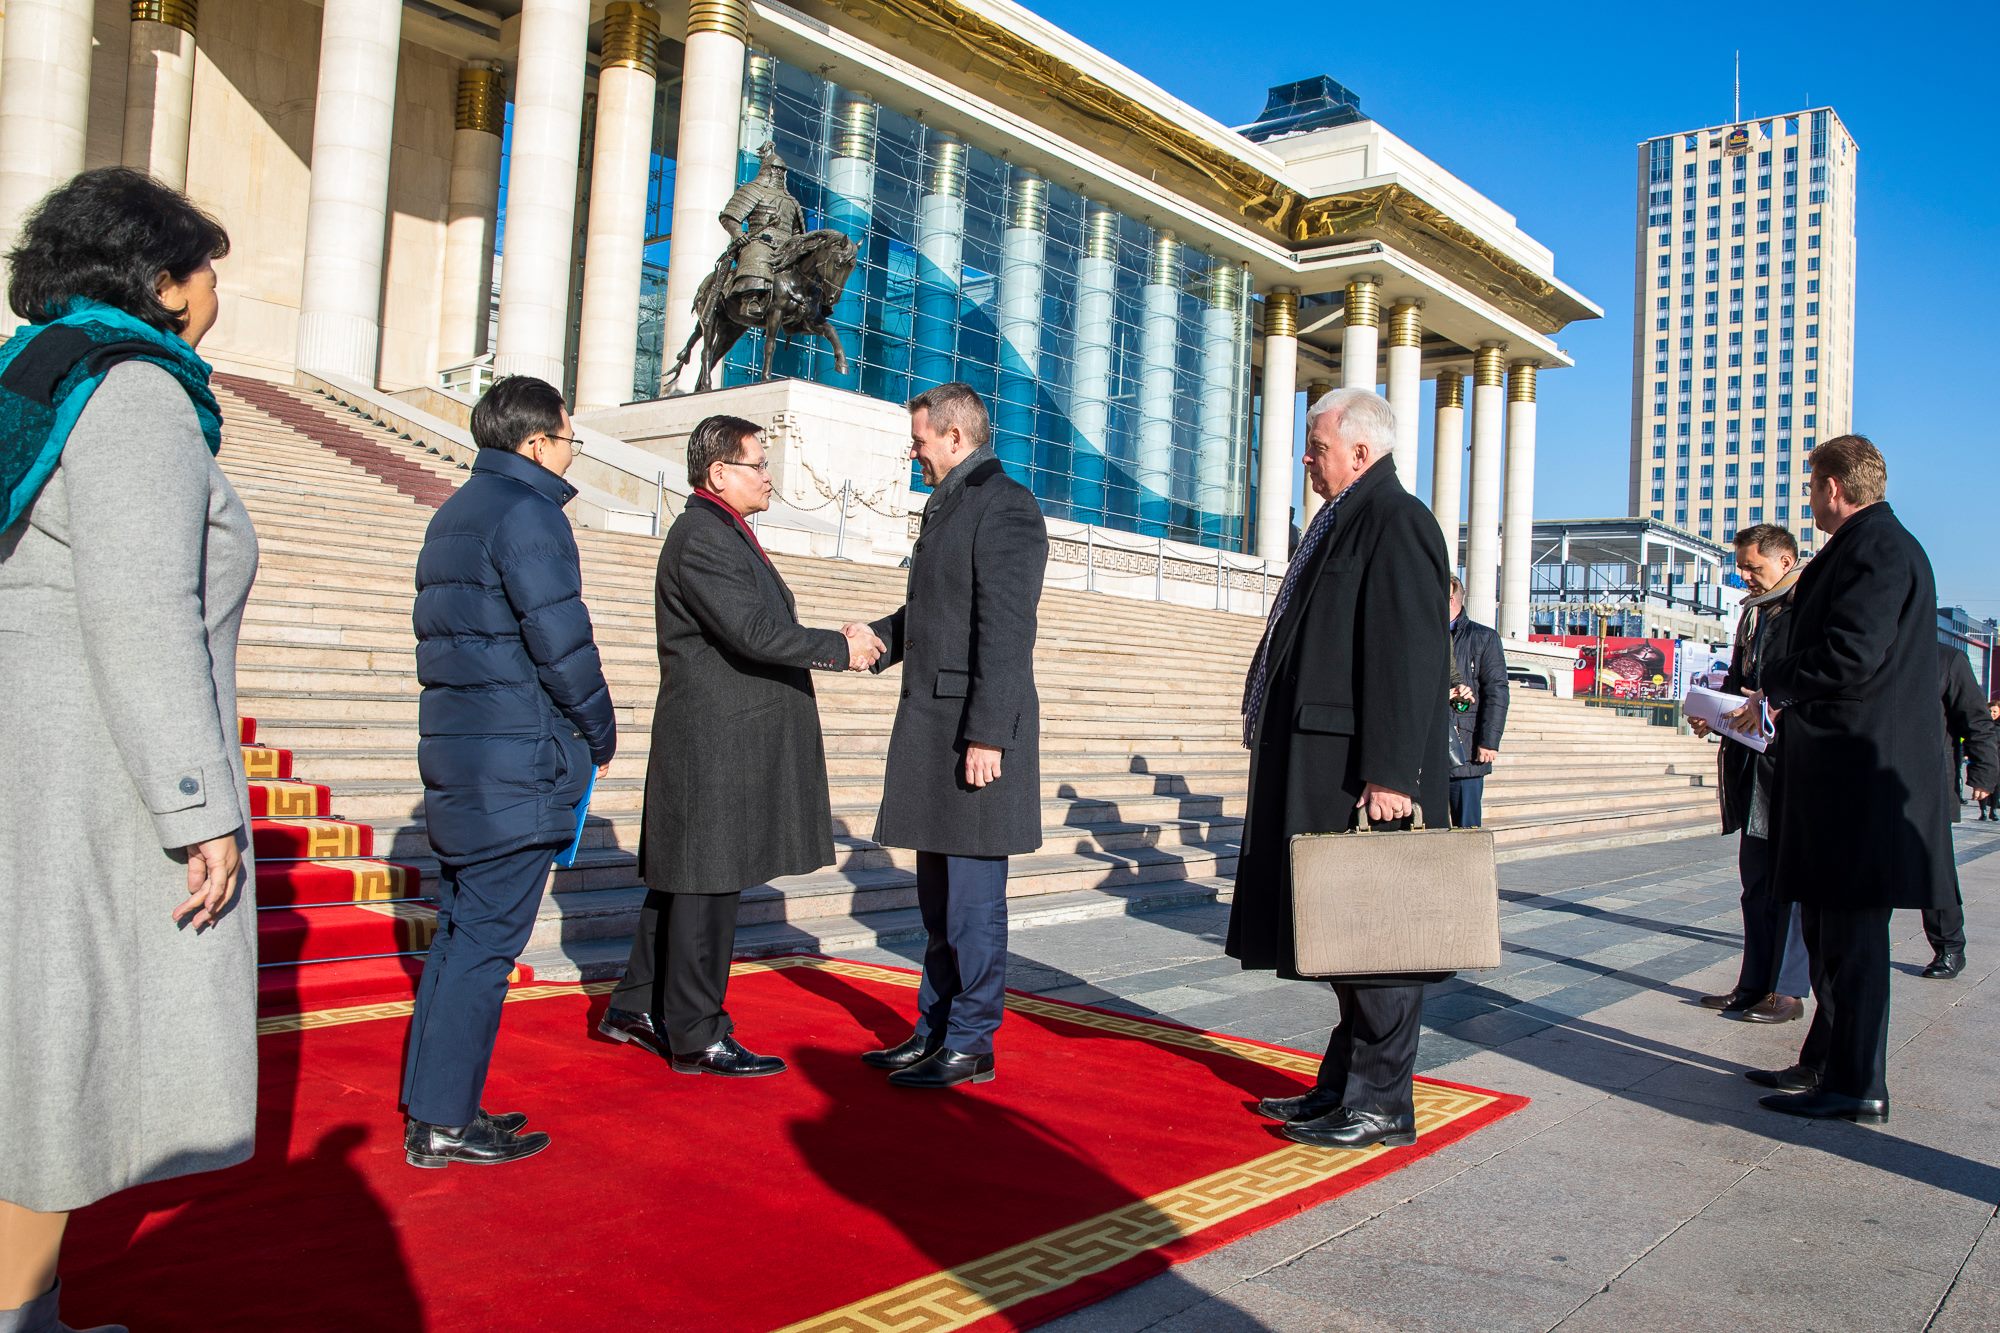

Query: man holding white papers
1690 525 1807 1024
599 415 877 1078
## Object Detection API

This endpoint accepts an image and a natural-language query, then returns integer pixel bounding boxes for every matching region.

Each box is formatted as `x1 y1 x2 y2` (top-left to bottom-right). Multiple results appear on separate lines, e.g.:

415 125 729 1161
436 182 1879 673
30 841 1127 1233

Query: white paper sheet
1684 684 1770 753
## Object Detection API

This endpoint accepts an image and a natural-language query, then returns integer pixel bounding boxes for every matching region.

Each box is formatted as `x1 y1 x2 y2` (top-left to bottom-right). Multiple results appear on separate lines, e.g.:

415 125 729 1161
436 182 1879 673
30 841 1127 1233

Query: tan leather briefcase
1288 822 1501 977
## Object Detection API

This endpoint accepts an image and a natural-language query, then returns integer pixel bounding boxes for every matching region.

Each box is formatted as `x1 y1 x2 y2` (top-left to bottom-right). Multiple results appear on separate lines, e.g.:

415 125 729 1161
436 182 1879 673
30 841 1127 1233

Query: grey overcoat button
178 777 200 796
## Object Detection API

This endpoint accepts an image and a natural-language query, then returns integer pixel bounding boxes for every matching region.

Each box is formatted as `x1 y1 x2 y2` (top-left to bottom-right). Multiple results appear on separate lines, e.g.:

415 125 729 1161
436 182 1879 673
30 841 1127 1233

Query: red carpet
63 957 1525 1332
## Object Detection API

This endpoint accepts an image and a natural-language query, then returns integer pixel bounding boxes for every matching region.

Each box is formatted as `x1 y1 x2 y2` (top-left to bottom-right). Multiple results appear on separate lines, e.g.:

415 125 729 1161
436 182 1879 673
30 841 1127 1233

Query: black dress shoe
1699 988 1757 1011
598 1007 672 1060
1922 950 1966 980
671 1034 787 1078
887 1048 995 1089
1256 1088 1343 1124
861 1031 944 1070
1744 1063 1821 1093
1282 1106 1417 1150
479 1107 528 1134
1758 1089 1889 1123
405 1116 551 1168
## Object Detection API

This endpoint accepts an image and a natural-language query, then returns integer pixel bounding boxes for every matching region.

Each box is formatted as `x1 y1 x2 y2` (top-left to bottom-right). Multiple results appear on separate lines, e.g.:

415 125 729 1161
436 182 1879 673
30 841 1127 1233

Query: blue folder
553 769 597 869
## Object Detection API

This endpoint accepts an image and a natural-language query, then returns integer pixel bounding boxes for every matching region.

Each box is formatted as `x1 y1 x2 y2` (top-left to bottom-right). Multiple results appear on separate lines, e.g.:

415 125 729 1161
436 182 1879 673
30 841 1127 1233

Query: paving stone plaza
838 825 2000 1332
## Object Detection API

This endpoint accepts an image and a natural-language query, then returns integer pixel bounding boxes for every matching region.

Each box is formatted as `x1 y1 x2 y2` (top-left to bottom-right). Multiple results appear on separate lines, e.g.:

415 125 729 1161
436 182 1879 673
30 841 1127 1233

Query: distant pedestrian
1983 701 2000 821
1920 645 1997 979
1446 575 1508 828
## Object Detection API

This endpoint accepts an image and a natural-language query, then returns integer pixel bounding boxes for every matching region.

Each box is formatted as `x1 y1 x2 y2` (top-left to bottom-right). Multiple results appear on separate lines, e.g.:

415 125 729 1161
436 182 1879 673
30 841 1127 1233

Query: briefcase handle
1351 810 1436 833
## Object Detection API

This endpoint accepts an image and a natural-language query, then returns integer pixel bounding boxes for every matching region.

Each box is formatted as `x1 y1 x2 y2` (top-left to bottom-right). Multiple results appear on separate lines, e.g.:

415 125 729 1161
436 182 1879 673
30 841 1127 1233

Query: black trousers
1797 904 1893 1101
609 889 741 1055
1313 982 1424 1118
1922 898 1966 954
1735 835 1808 996
913 852 1010 1055
402 841 560 1126
1447 777 1484 829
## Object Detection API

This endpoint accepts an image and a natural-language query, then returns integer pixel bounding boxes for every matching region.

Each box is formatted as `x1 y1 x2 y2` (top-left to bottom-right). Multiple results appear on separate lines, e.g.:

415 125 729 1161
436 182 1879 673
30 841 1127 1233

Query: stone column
573 2 659 411
1300 376 1333 527
995 169 1045 478
657 0 747 393
911 131 965 390
293 0 404 381
1067 204 1118 524
1385 298 1422 484
1254 287 1299 561
1341 273 1380 390
121 1 199 189
1135 228 1179 534
436 64 504 370
1465 342 1507 625
1500 359 1540 638
823 96 874 392
491 0 589 386
0 0 97 334
1431 367 1465 561
1196 263 1243 544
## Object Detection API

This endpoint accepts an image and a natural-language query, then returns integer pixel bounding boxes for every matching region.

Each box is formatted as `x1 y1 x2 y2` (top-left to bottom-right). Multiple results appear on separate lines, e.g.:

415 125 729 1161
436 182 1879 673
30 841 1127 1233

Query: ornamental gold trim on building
1388 300 1423 348
1343 275 1381 328
600 2 661 76
687 0 748 41
1508 361 1538 403
1435 368 1465 408
1473 344 1508 388
456 65 504 135
131 0 197 33
1263 288 1299 340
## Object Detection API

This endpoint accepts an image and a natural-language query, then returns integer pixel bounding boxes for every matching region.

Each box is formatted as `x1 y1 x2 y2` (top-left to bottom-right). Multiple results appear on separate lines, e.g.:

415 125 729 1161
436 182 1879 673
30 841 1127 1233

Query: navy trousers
1735 834 1811 997
1448 777 1484 829
912 852 1009 1055
401 842 559 1126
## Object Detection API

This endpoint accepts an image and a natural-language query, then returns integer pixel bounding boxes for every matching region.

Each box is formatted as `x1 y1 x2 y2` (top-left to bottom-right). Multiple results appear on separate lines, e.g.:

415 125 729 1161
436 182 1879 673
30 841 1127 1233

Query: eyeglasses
720 459 771 474
540 433 578 448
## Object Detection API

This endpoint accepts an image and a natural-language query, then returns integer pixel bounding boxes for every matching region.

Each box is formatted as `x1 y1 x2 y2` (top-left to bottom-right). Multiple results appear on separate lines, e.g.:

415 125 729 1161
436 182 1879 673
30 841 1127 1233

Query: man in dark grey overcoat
854 383 1048 1089
598 415 880 1077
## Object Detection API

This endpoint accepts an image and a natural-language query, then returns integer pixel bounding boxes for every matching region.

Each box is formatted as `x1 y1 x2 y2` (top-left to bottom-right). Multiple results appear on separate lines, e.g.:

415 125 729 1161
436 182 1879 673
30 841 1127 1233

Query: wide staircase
210 374 1721 1015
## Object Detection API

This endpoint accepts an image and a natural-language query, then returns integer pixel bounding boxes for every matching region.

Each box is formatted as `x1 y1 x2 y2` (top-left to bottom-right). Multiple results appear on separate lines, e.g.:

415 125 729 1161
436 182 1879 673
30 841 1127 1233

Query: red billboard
1532 635 1679 700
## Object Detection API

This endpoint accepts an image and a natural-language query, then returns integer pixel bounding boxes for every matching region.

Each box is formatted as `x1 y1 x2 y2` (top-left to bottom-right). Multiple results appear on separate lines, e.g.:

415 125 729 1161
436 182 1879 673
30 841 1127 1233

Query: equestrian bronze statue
665 143 861 394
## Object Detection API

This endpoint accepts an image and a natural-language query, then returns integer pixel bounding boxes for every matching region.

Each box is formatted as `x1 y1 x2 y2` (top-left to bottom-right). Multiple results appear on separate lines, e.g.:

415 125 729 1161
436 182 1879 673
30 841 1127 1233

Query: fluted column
658 0 747 393
1431 368 1465 560
0 0 97 334
573 2 659 410
122 1 199 189
294 0 403 380
1385 299 1422 484
822 97 874 392
995 169 1046 479
1465 342 1507 625
1136 229 1179 534
436 64 504 370
1197 263 1244 544
911 132 965 390
490 0 589 386
1341 273 1380 389
1254 287 1299 561
1500 360 1539 638
1068 204 1118 524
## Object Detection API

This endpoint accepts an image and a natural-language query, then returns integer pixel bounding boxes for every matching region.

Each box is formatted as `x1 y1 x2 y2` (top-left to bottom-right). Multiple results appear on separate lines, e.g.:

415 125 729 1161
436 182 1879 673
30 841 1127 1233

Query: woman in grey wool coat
0 169 254 1333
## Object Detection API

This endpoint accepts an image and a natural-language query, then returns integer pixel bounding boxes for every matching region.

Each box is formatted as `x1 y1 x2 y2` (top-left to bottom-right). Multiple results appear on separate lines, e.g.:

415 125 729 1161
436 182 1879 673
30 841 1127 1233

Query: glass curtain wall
632 52 1258 551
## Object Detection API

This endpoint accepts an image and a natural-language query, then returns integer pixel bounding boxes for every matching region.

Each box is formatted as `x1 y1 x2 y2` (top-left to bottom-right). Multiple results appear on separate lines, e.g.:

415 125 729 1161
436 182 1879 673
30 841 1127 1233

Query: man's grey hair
1305 386 1397 457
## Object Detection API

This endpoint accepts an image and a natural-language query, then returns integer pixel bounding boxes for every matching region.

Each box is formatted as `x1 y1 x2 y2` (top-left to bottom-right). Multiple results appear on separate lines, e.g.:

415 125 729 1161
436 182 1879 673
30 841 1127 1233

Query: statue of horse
664 229 861 394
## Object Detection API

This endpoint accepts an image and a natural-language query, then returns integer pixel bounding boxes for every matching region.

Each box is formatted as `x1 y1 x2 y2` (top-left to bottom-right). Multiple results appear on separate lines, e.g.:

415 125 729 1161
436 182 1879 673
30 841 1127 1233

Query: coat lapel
693 495 798 620
1266 463 1397 675
921 457 1001 535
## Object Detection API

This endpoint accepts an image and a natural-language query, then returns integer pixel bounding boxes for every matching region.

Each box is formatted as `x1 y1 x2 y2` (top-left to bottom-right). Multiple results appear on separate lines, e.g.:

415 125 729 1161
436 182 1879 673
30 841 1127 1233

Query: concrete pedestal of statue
580 377 919 564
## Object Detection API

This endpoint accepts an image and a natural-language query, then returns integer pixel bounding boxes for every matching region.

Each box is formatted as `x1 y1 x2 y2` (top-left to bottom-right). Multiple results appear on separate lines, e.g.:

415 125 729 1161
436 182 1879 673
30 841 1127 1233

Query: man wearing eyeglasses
598 414 880 1079
403 375 616 1168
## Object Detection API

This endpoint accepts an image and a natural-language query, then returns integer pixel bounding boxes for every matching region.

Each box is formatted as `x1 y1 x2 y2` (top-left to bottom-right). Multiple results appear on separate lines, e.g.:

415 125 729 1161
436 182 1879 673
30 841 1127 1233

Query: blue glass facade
633 53 1260 551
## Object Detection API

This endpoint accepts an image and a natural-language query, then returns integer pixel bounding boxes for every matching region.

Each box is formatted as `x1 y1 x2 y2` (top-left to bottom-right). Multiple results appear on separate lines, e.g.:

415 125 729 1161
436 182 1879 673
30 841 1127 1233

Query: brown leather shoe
1699 988 1755 1011
1737 993 1804 1023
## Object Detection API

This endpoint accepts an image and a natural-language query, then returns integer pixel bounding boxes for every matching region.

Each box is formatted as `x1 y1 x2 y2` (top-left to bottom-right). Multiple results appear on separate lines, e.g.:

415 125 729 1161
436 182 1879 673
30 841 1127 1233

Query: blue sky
1027 0 1998 612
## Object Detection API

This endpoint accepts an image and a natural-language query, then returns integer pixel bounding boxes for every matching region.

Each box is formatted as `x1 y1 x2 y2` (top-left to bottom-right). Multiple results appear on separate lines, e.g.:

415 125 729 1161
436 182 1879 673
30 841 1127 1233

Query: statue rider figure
719 142 805 324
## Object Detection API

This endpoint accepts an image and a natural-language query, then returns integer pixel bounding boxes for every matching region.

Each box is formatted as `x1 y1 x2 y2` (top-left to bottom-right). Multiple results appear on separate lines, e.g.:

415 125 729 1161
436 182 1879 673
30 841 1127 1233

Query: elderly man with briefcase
1228 386 1480 1151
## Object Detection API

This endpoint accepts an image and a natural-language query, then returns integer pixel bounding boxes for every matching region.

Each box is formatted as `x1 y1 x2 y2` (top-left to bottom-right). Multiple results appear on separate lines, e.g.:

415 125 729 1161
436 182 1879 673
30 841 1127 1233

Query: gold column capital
1264 287 1299 340
1473 342 1508 388
1304 378 1335 404
1344 274 1381 328
1387 300 1422 348
131 0 198 33
456 64 505 135
1010 172 1048 233
601 3 661 76
926 134 967 199
1435 368 1465 409
833 98 877 160
687 0 748 41
1147 230 1179 286
1083 205 1119 261
1205 262 1243 311
1508 360 1539 403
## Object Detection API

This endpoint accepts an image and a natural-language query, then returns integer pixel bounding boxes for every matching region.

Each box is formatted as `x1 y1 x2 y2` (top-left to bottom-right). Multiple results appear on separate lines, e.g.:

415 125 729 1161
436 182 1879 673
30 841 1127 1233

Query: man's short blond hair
1808 434 1888 506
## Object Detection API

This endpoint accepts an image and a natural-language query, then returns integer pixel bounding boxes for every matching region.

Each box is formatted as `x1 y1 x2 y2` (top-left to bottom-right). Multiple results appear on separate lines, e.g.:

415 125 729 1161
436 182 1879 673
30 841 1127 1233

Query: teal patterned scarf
0 297 221 532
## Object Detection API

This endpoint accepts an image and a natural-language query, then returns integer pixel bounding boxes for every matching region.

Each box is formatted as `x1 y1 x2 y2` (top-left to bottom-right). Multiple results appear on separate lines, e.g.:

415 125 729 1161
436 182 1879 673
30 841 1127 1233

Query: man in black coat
1228 387 1452 1151
1446 575 1509 828
854 383 1048 1089
598 415 878 1076
1922 644 1997 978
1741 435 1956 1122
403 376 615 1168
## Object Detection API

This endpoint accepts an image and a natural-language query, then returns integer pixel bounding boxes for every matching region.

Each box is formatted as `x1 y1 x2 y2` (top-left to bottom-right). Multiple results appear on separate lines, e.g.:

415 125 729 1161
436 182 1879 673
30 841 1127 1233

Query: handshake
841 622 887 672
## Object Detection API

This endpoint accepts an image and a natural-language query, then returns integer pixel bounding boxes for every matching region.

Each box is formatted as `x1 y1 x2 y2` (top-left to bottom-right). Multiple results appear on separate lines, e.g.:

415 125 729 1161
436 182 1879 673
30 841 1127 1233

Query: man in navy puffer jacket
400 375 615 1169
